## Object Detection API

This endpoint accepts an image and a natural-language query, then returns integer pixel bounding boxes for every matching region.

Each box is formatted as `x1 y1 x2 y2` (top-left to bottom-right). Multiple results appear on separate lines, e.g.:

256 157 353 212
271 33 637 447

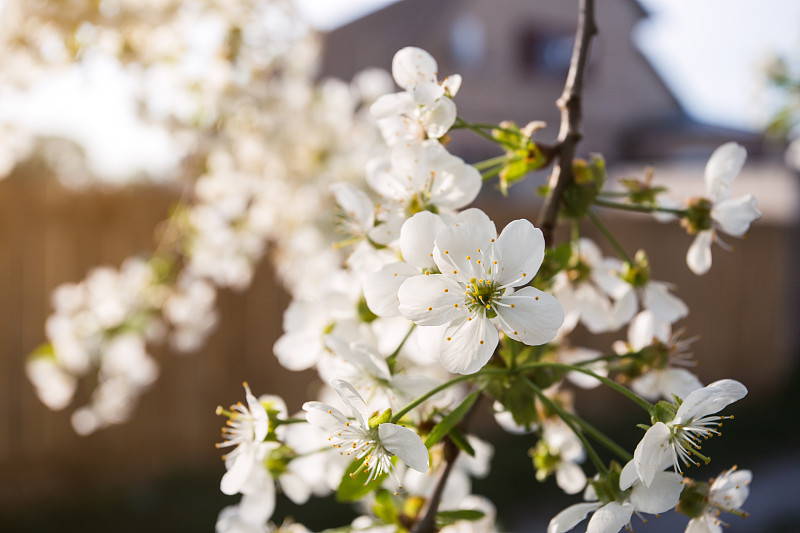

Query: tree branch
537 0 598 246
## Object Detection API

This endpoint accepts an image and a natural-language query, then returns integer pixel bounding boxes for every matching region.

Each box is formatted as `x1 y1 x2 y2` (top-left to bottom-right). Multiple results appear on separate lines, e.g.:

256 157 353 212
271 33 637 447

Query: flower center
465 277 499 318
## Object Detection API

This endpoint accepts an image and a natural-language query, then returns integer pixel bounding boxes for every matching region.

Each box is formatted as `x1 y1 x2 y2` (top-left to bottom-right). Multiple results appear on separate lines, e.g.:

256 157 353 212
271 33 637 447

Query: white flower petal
712 194 760 237
331 379 371 429
709 468 751 509
400 211 446 269
422 97 457 138
556 462 587 495
675 379 747 423
392 47 438 90
630 470 683 514
497 287 564 346
378 423 429 472
439 315 498 374
369 91 417 119
494 219 545 287
413 81 445 106
643 281 688 324
397 274 465 326
687 230 714 276
633 422 672 487
705 142 747 200
586 502 632 533
547 502 603 533
685 515 722 533
364 262 419 317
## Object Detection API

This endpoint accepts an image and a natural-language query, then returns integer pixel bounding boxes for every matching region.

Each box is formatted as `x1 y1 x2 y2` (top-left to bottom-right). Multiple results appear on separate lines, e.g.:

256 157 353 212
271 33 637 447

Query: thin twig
538 0 597 246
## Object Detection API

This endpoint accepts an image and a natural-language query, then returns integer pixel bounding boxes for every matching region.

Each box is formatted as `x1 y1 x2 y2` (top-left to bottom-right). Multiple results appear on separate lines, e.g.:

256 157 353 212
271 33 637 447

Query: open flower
683 466 751 533
548 463 683 533
397 214 563 374
369 46 461 143
303 379 429 487
686 142 761 275
633 379 747 487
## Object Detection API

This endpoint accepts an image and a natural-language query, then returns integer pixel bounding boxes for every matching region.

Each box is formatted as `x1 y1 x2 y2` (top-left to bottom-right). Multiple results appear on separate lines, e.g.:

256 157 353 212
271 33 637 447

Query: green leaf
424 391 480 448
372 489 398 524
436 509 486 526
448 426 475 456
336 455 387 502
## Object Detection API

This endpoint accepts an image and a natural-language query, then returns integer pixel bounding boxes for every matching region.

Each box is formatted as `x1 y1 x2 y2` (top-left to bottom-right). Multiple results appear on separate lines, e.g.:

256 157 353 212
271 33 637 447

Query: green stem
562 410 632 462
472 154 511 171
513 362 654 414
386 324 416 373
587 209 632 263
273 417 307 426
594 198 688 216
481 166 504 181
391 374 474 423
523 377 608 475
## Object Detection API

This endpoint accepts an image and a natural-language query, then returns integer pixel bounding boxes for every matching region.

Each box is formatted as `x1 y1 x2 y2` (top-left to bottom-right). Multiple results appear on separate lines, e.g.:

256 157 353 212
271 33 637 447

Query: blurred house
319 0 763 161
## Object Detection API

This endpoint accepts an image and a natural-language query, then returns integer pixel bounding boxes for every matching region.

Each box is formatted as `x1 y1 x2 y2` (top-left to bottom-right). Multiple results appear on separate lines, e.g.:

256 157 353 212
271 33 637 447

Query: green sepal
435 509 486 527
336 455 388 502
357 297 379 324
652 401 678 424
424 391 480 448
561 154 606 219
676 479 710 519
28 342 56 361
369 408 393 429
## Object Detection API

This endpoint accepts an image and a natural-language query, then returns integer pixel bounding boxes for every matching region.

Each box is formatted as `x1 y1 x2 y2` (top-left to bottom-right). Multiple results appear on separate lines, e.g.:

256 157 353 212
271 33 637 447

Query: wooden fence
0 170 798 509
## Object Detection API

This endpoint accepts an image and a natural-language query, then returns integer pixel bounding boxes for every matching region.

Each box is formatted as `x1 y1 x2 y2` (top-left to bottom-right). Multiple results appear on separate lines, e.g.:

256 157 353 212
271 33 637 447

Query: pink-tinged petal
364 262 419 317
497 287 564 346
634 422 672 487
630 470 683 513
675 379 747 422
439 315 498 374
369 91 416 119
494 219 545 287
547 502 603 533
643 281 688 324
705 142 747 200
400 211 445 269
422 97 457 139
586 502 632 533
392 47 438 90
330 379 371 428
712 194 760 237
397 274 465 326
378 423 429 472
687 230 714 276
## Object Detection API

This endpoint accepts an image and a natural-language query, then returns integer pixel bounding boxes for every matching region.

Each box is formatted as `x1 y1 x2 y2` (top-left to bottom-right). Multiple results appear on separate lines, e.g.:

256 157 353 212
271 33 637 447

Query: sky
295 0 800 132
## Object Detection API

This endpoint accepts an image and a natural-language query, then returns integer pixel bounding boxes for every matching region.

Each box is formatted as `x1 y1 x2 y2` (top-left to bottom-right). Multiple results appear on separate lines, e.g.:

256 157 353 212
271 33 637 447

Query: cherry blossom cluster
214 45 758 533
17 0 389 433
11 1 762 530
